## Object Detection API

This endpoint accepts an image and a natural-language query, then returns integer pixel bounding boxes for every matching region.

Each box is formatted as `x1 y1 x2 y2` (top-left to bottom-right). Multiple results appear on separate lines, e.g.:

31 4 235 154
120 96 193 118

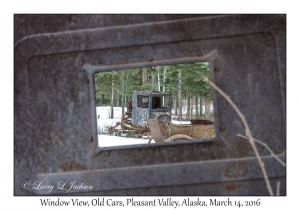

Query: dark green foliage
162 62 211 99
94 62 212 107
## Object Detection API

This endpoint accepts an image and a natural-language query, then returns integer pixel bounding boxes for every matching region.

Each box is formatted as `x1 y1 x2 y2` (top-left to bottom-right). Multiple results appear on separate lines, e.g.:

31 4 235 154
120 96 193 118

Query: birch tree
178 69 182 121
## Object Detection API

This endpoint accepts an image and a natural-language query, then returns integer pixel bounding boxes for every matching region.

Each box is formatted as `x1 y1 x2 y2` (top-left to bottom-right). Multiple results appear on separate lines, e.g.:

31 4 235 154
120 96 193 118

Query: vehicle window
137 96 149 108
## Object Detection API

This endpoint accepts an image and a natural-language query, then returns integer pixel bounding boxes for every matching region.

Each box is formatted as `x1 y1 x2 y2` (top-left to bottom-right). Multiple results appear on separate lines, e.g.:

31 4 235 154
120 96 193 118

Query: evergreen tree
94 62 213 120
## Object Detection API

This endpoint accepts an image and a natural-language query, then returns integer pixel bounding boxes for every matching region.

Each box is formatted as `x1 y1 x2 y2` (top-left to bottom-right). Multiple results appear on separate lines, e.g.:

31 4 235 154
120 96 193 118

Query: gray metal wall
14 14 286 195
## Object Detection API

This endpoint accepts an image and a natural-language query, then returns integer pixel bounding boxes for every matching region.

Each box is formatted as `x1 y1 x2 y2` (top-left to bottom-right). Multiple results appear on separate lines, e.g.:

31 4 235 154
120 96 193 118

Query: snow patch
98 134 151 147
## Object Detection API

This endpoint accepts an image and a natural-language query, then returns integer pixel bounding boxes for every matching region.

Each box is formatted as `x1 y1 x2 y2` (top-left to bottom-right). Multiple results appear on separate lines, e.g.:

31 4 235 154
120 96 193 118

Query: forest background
94 62 214 121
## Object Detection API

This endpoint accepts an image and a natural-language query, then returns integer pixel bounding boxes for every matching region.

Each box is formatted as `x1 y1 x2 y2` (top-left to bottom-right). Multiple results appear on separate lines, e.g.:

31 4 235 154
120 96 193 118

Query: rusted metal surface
14 14 286 195
27 153 285 195
147 118 215 142
108 119 150 136
164 134 193 142
191 119 214 125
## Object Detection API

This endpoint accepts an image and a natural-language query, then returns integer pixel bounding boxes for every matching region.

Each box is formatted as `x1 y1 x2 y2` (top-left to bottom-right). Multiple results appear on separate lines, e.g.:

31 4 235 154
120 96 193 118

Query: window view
94 62 215 147
137 96 149 108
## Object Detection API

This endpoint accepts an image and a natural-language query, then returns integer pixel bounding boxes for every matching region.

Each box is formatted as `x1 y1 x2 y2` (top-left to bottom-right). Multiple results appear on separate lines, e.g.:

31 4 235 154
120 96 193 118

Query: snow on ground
171 120 191 124
96 106 124 134
96 106 150 147
96 106 125 119
96 106 191 147
98 134 151 147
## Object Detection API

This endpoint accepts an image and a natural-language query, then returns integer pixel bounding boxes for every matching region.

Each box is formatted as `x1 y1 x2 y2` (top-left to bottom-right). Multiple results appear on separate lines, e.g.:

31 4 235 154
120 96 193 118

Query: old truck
109 90 214 142
131 90 173 126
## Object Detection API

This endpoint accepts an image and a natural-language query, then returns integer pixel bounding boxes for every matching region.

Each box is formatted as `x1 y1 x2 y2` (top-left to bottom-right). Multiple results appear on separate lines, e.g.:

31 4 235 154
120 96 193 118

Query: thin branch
237 134 286 167
202 76 274 196
276 181 281 196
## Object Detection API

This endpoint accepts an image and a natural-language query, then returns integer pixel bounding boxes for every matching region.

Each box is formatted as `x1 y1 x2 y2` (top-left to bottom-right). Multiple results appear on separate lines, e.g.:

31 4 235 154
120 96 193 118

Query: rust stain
223 182 241 193
223 161 248 179
58 159 86 172
148 118 215 142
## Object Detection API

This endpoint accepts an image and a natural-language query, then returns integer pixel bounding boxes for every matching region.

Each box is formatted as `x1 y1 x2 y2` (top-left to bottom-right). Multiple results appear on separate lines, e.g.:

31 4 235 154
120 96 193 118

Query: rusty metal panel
14 14 286 195
132 91 151 127
132 107 148 127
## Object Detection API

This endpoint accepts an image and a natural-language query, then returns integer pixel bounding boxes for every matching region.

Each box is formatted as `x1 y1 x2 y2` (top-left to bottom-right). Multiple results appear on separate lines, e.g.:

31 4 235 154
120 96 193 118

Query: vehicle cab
131 90 172 127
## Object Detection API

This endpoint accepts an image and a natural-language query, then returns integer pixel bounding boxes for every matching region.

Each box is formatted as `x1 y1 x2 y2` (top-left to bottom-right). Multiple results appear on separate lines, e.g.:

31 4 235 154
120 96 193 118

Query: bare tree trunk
187 91 191 119
121 70 125 114
174 96 178 115
152 71 155 85
111 76 114 119
191 95 194 119
178 69 182 121
204 98 210 119
124 96 127 113
200 96 203 117
156 66 160 91
163 67 166 105
116 93 119 107
142 67 147 85
195 94 199 117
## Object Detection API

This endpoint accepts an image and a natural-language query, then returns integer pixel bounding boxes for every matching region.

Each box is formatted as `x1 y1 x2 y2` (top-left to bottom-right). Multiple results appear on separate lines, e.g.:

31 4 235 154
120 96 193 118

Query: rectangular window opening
137 96 149 108
94 62 215 147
